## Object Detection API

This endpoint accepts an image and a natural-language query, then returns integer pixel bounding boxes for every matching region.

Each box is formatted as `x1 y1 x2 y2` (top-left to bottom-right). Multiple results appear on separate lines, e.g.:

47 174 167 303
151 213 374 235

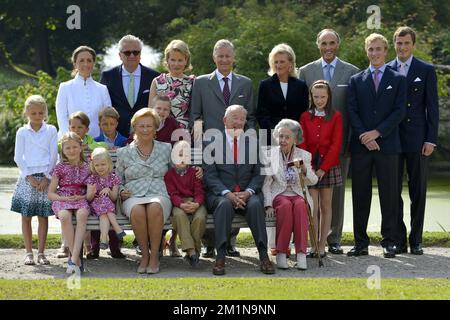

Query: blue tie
325 64 332 82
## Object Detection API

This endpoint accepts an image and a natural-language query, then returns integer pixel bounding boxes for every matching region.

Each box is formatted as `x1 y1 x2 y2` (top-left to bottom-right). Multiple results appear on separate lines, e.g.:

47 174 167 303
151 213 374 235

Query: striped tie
223 77 230 106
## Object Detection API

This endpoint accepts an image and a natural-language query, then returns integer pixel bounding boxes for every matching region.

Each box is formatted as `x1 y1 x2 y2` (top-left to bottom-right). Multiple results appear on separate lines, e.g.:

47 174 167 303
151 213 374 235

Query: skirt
310 165 343 189
122 195 172 222
10 173 53 217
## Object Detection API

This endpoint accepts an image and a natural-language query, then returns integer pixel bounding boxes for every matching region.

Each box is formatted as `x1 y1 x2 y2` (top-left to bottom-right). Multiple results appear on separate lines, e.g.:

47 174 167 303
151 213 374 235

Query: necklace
136 144 151 159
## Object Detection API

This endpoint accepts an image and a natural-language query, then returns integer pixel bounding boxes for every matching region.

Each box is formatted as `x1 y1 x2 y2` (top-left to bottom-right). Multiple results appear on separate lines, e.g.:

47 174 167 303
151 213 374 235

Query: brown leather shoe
212 258 226 275
260 257 275 274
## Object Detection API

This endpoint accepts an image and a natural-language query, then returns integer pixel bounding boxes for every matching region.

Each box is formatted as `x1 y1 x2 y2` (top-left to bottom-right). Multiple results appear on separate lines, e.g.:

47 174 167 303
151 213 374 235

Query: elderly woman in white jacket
262 119 318 270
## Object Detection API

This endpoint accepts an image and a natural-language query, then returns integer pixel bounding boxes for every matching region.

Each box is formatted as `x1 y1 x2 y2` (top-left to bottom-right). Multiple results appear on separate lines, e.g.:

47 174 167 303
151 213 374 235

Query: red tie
233 137 240 192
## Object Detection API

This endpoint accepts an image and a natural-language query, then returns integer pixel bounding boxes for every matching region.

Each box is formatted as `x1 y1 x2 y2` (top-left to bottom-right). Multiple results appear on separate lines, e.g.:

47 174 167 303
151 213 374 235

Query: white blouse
55 73 112 138
14 123 58 179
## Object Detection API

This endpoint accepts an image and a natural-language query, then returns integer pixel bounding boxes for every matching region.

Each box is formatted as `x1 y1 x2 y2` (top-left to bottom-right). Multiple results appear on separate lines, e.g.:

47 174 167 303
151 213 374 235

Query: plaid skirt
310 165 343 189
10 173 53 217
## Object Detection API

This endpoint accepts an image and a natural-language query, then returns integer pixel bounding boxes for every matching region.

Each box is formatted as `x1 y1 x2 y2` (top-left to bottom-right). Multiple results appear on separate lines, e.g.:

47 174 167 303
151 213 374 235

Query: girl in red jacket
299 80 343 257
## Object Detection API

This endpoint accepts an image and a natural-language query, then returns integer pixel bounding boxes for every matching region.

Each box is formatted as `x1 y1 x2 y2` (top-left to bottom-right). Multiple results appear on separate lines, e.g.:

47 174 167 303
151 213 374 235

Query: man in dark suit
388 27 439 255
203 105 274 275
298 29 360 255
347 33 407 258
100 34 159 136
190 39 256 258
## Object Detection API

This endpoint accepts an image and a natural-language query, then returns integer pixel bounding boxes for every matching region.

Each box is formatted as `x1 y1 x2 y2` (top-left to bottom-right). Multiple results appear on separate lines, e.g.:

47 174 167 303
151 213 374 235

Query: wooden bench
75 149 276 231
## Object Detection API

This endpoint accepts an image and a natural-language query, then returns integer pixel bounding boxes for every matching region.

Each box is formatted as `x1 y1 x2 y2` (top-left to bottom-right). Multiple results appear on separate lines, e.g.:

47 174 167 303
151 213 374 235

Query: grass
0 278 448 300
0 231 449 249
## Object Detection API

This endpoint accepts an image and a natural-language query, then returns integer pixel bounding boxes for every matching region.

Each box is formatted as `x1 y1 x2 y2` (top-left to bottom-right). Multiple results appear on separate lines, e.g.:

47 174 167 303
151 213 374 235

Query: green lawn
0 278 448 300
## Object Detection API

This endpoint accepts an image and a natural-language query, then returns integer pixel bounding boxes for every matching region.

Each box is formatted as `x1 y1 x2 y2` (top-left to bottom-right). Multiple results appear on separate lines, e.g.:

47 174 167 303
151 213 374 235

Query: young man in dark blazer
388 27 439 255
100 35 159 136
347 33 407 258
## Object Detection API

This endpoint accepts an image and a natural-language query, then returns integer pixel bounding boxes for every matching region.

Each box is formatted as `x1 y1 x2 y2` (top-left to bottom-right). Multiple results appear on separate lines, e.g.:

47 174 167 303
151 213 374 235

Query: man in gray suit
203 105 274 275
298 29 359 255
190 39 256 258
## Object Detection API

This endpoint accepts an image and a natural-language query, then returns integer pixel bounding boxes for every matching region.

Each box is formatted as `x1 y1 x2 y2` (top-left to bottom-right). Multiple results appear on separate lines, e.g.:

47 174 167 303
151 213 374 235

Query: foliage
0 110 23 164
0 278 449 300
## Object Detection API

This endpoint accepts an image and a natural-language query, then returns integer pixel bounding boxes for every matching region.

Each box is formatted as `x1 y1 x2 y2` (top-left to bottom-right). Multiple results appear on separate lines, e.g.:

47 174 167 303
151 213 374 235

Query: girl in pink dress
48 132 90 274
86 148 125 249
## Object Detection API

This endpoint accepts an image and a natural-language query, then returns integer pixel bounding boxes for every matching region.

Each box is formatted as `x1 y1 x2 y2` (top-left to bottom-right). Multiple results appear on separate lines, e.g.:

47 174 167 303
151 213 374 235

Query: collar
314 110 326 117
25 122 45 133
103 131 118 142
224 130 241 145
321 57 338 68
74 73 94 84
122 64 141 77
369 64 387 74
215 69 233 81
396 55 413 68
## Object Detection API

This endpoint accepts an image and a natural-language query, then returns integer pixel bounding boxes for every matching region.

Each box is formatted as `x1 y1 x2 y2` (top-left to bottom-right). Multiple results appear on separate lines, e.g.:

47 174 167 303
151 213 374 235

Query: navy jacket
100 64 159 136
347 66 407 154
387 57 439 152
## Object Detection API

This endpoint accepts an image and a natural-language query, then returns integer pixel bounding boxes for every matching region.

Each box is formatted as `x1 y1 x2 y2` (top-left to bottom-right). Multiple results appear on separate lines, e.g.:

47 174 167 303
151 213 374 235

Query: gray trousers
327 155 350 245
207 194 268 260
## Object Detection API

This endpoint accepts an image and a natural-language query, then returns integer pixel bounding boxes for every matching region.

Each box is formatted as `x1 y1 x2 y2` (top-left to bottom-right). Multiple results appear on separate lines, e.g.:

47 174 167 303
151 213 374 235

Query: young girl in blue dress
48 132 91 273
11 95 58 266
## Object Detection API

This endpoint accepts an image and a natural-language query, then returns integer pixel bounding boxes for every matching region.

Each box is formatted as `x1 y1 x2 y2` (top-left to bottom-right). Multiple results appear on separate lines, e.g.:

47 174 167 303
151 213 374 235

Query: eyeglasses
121 50 141 57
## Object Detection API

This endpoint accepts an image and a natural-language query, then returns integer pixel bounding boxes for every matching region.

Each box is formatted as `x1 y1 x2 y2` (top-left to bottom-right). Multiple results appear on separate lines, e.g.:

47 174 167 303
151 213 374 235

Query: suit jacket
387 57 439 152
203 131 263 200
262 146 318 211
256 74 309 130
347 66 407 154
189 71 256 131
100 64 160 136
298 58 359 154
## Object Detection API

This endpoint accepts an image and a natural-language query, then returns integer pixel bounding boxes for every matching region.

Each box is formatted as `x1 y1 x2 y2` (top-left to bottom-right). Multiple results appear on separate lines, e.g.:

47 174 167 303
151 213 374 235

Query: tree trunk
34 28 55 76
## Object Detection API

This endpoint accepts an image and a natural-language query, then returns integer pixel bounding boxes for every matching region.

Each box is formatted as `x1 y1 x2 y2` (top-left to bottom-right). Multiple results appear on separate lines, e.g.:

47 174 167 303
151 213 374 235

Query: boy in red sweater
164 140 207 267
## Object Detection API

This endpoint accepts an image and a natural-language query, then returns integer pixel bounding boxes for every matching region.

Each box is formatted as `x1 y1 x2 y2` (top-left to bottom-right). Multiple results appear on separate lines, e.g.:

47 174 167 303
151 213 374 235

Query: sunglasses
121 50 141 57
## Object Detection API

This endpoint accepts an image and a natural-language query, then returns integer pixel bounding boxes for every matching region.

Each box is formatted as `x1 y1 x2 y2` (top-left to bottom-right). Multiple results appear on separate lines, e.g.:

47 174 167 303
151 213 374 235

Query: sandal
37 253 50 265
24 252 35 266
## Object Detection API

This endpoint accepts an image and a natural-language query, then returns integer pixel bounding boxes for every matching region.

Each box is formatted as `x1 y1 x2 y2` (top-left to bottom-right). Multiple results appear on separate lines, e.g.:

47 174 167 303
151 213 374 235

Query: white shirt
396 55 413 76
56 73 112 138
279 81 288 99
14 123 58 179
121 64 141 105
215 69 233 92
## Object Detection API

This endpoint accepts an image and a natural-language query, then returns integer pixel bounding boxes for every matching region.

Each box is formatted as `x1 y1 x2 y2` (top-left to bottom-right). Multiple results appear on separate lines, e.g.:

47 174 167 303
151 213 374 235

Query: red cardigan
164 166 205 207
299 111 343 172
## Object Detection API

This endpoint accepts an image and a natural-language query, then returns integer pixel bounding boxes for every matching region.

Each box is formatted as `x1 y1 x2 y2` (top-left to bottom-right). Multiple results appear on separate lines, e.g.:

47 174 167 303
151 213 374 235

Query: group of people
10 25 438 276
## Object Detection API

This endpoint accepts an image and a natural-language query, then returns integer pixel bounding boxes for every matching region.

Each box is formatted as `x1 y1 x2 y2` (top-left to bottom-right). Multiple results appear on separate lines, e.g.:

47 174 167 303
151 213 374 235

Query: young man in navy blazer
100 35 159 136
347 33 407 258
388 27 439 255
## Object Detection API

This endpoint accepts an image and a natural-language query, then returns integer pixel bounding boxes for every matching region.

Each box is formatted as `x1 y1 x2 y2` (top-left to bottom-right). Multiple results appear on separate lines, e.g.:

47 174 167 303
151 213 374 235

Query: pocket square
414 77 422 82
238 94 245 98
386 85 393 90
337 84 348 87
143 89 150 94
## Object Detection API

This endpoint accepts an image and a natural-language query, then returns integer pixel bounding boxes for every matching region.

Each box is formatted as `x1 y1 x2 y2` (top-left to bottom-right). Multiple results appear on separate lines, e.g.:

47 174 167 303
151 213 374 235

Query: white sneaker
276 253 289 269
296 253 307 270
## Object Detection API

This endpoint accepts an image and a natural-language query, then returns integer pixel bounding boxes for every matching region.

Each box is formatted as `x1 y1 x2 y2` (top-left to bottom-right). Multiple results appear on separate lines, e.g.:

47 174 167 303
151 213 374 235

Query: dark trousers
351 152 399 248
397 152 429 247
208 194 268 260
90 230 122 255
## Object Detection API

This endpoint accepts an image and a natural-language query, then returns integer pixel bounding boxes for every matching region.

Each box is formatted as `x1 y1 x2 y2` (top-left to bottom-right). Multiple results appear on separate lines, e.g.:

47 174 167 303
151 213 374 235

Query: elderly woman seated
115 108 172 274
262 119 318 270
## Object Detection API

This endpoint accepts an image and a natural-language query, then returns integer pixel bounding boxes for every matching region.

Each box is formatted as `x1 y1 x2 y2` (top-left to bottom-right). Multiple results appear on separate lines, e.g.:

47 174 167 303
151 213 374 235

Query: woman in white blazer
262 119 318 270
56 46 111 138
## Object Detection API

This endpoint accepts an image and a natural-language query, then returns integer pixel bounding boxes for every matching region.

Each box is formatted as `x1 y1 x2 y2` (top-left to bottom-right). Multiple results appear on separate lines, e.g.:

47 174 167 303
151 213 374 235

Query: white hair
118 34 143 51
213 39 235 57
273 119 303 144
224 105 247 118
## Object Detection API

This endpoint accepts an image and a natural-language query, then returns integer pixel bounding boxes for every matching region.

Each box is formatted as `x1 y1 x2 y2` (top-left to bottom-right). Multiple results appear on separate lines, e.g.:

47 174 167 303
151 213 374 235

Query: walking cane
292 159 324 268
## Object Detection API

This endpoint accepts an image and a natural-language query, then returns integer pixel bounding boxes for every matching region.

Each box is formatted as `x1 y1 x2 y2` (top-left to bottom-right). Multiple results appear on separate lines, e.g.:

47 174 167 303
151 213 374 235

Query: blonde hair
130 107 161 131
71 46 96 77
59 132 86 163
89 147 113 175
268 43 297 77
69 111 90 128
23 95 48 120
164 39 192 72
365 33 389 50
98 107 120 122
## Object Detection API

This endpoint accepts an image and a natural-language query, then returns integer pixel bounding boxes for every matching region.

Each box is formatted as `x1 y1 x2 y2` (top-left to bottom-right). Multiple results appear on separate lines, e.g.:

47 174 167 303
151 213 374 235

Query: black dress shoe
86 251 99 260
111 251 126 259
202 247 215 258
383 246 396 258
395 245 408 254
347 246 369 257
410 244 423 255
212 258 225 275
328 243 344 254
226 246 241 257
